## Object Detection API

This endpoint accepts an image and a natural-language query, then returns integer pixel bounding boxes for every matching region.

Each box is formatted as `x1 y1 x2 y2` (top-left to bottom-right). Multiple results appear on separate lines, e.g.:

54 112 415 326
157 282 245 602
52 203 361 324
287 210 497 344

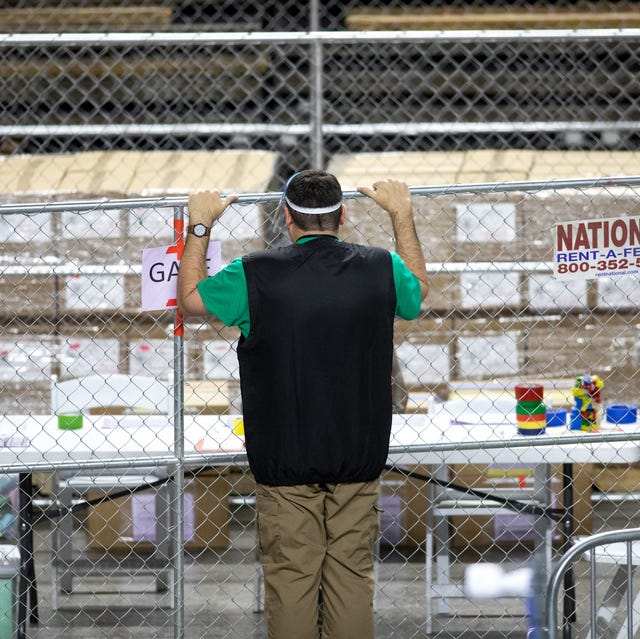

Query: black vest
238 236 396 486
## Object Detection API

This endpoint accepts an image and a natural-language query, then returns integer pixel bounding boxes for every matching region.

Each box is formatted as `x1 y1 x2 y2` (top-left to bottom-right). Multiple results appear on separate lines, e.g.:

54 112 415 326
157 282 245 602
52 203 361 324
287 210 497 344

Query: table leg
561 462 576 638
18 472 38 639
531 464 552 639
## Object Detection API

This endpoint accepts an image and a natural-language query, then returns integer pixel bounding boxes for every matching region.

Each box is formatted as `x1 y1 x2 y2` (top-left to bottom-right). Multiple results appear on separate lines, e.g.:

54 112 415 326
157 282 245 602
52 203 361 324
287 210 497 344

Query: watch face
192 223 208 237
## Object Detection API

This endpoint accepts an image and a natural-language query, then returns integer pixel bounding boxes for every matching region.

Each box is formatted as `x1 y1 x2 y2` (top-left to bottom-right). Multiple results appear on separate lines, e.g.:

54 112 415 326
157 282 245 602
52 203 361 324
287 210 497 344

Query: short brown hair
284 169 343 232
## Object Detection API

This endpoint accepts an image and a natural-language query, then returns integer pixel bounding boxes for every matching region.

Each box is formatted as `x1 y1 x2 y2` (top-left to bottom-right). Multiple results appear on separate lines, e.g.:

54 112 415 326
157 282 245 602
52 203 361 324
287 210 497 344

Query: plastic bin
0 545 20 639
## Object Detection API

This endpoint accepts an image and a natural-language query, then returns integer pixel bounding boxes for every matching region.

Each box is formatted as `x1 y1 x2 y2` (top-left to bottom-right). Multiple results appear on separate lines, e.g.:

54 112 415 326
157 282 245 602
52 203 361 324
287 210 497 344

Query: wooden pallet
0 52 270 110
0 6 174 32
346 4 640 31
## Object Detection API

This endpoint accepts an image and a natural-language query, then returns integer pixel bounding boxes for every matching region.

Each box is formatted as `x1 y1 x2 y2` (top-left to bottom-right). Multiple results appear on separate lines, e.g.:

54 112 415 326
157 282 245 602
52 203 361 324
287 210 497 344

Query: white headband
285 196 342 215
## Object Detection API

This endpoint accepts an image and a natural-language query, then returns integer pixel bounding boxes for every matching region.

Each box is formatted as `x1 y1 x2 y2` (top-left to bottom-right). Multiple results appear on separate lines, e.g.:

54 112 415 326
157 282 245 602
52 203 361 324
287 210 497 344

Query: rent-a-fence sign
554 216 640 279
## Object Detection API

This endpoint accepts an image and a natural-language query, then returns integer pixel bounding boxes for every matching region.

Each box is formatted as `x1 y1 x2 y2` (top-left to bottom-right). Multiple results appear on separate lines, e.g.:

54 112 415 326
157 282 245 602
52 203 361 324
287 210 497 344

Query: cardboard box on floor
379 466 429 548
222 467 256 497
379 462 592 551
591 462 640 494
448 463 593 551
86 471 231 551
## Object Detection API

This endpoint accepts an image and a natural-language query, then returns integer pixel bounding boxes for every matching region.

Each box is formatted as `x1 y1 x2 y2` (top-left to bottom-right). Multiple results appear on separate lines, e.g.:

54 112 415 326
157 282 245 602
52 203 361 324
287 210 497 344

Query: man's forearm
391 213 429 300
177 236 209 316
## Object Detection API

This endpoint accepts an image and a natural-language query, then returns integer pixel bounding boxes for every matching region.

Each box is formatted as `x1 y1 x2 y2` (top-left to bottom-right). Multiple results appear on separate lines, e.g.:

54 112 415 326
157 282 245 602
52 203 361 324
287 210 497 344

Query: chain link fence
1 10 640 168
1 3 640 638
2 176 640 638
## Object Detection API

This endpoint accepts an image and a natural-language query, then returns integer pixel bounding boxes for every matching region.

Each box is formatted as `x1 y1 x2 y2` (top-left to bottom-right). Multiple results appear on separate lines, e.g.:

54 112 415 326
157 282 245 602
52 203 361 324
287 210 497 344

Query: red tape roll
515 383 544 401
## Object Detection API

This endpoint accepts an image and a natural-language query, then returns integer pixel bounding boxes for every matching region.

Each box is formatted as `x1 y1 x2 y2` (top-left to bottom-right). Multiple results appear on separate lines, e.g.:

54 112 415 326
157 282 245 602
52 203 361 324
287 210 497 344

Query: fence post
172 206 186 639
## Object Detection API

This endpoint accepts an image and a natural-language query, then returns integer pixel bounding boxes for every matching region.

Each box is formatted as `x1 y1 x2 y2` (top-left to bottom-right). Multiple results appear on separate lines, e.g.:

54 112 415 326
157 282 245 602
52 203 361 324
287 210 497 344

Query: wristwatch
187 223 211 238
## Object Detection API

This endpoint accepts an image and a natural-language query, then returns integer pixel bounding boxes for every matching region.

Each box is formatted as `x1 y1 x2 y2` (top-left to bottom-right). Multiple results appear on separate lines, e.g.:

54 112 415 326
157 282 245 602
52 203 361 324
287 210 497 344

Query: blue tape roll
546 408 567 427
606 405 637 424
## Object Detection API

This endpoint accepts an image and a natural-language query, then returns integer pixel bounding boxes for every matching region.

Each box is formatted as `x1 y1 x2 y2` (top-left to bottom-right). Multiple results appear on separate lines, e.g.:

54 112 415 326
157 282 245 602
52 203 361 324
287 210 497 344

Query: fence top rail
2 428 640 474
2 175 640 216
3 121 640 140
1 28 640 48
0 261 555 277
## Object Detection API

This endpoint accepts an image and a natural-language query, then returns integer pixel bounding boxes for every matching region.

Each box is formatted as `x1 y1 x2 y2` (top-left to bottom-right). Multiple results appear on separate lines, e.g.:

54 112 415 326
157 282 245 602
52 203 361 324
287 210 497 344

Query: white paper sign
528 273 587 310
395 342 450 385
0 212 51 243
460 272 520 309
457 333 519 378
60 338 120 377
456 203 516 243
210 203 261 240
129 207 173 240
129 339 174 376
554 215 640 279
61 209 120 239
598 274 640 309
0 340 51 382
65 274 124 310
141 242 222 311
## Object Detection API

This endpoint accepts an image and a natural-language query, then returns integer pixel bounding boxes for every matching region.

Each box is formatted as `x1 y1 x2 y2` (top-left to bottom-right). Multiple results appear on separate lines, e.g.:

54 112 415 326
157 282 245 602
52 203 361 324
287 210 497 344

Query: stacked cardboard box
448 462 593 550
379 466 429 548
379 462 593 552
86 471 231 552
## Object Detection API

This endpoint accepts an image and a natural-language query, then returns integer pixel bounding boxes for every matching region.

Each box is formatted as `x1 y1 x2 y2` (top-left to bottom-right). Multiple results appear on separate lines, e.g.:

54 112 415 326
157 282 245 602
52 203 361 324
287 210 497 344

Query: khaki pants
255 479 380 639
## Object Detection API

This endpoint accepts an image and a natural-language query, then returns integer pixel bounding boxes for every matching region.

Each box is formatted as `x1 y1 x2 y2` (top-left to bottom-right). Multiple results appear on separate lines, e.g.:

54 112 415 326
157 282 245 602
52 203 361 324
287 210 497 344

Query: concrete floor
17 497 640 639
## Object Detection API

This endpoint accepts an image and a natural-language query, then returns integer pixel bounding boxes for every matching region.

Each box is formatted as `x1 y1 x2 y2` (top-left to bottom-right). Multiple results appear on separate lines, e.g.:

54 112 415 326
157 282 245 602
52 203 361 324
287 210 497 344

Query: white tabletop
0 413 248 470
1 404 639 471
389 405 640 465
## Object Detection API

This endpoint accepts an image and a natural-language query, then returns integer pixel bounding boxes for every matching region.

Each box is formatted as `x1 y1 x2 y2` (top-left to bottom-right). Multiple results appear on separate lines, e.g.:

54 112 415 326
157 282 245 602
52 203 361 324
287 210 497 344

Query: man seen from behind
177 170 428 639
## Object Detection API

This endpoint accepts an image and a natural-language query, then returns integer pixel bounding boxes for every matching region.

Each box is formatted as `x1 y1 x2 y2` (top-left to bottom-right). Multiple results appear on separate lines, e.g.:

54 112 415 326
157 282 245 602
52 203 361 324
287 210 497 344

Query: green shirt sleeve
197 257 251 338
391 252 422 320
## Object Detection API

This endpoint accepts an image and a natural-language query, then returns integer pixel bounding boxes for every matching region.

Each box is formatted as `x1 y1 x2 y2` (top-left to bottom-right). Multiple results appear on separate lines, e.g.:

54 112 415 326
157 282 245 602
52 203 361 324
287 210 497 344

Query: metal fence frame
546 527 640 639
3 175 640 638
0 10 639 639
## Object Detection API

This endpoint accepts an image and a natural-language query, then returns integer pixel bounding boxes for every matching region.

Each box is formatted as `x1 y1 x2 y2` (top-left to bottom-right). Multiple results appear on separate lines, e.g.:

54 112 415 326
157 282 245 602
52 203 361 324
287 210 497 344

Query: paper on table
194 424 244 453
100 415 172 430
0 435 29 448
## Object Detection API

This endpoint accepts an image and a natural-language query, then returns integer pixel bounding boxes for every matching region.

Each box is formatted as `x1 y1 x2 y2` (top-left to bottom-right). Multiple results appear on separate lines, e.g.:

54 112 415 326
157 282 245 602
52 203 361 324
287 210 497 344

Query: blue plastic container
606 404 637 424
545 408 567 427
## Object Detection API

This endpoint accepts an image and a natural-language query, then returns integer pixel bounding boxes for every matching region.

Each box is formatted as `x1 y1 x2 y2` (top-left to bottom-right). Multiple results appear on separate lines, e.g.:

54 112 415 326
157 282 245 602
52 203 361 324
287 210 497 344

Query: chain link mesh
1 3 640 638
2 179 640 637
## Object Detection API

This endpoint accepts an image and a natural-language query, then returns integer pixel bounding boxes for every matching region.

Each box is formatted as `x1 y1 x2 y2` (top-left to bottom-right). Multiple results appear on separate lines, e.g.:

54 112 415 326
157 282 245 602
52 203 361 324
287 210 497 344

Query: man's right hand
188 189 238 227
357 179 413 221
